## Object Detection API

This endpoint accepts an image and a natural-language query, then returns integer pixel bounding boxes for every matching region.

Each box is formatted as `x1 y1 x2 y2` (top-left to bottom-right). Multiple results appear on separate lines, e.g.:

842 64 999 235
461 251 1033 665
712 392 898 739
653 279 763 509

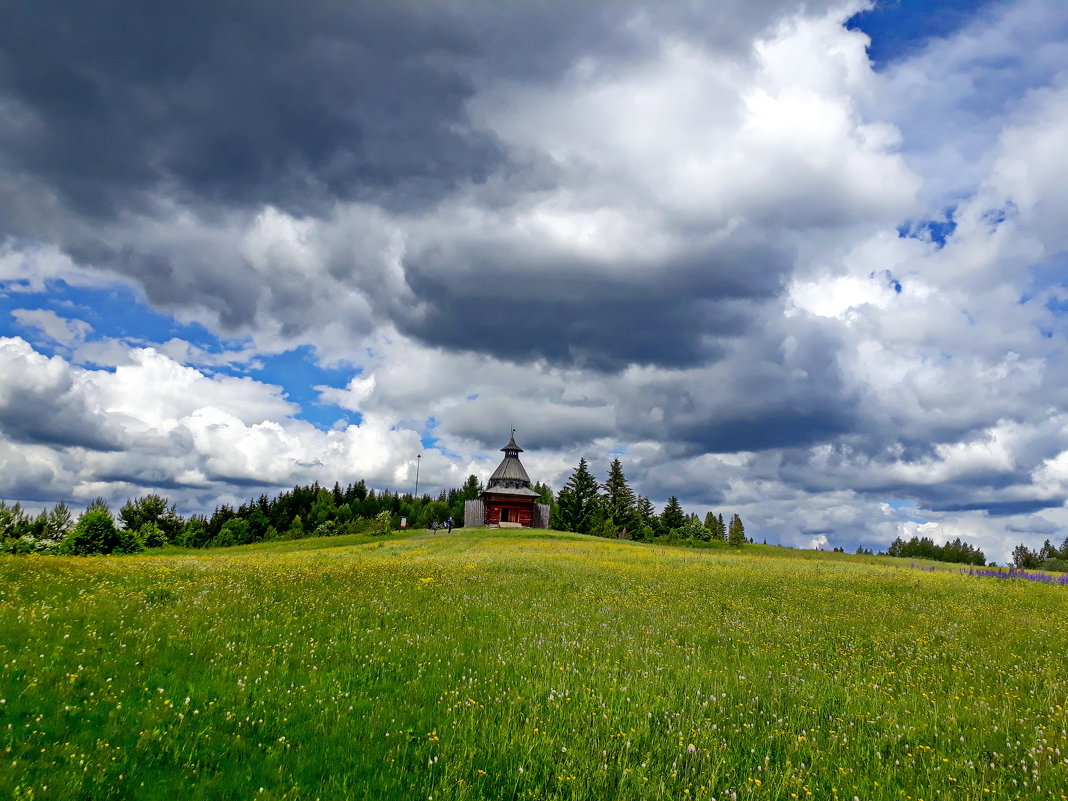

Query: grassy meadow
2 530 1066 800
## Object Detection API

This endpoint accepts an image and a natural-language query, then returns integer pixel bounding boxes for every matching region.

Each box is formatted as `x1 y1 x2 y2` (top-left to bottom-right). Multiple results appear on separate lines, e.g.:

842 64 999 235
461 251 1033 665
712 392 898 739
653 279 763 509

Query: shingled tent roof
487 433 531 488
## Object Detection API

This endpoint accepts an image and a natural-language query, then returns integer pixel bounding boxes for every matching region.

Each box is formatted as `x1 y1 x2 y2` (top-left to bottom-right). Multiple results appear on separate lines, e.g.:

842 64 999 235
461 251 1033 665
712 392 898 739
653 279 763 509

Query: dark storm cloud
615 311 860 454
1 0 917 476
1006 517 1061 535
679 410 856 454
402 236 788 370
0 0 509 220
0 0 818 355
66 237 264 331
773 442 1062 520
0 398 119 452
0 340 122 451
445 398 616 452
927 499 1063 516
1 0 804 223
0 448 64 503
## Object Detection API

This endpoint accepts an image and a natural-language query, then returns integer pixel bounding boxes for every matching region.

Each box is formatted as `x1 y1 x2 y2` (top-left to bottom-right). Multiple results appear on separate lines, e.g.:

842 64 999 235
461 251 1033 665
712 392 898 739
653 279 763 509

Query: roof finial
501 428 523 453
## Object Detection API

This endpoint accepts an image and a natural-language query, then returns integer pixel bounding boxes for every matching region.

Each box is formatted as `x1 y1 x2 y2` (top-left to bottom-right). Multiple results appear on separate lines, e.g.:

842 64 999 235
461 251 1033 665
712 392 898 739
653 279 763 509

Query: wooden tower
462 431 550 528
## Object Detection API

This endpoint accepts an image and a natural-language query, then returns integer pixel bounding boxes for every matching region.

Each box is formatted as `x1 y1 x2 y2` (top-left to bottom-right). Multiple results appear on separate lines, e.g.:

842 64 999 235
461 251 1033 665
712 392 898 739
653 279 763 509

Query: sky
2 0 1067 562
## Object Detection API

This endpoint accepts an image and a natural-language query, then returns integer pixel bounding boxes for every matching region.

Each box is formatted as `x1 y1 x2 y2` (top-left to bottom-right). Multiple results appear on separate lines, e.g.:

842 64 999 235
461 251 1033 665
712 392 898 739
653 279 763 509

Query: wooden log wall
463 499 484 528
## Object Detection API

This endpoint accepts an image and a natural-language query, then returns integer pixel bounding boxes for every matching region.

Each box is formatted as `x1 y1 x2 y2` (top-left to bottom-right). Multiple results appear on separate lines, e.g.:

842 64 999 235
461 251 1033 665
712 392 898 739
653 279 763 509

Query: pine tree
461 474 483 500
728 513 746 547
627 496 656 540
636 496 655 525
602 458 636 534
532 481 554 505
555 458 601 535
702 510 726 540
660 496 686 532
44 502 72 543
118 494 182 539
1012 543 1039 569
0 501 29 543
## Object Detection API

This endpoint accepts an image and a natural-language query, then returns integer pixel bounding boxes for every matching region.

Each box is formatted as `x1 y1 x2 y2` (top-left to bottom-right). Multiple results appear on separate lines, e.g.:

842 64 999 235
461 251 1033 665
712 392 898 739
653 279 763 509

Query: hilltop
2 530 1066 800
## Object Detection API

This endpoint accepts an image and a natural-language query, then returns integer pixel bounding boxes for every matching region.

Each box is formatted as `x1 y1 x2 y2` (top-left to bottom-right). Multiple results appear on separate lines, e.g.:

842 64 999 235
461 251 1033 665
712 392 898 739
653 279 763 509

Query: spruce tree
461 474 483 500
728 513 746 547
636 496 655 525
703 511 717 533
603 458 636 534
630 496 656 540
555 458 601 535
660 496 686 532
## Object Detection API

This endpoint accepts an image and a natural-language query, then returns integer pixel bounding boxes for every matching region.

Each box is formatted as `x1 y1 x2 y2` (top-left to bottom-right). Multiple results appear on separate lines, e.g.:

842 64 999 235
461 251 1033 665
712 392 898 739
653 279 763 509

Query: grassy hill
2 530 1066 800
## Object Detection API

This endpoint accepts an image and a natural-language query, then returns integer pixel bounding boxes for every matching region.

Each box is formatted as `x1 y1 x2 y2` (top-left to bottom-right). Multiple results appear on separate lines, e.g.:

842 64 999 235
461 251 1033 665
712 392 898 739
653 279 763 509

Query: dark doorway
501 508 510 522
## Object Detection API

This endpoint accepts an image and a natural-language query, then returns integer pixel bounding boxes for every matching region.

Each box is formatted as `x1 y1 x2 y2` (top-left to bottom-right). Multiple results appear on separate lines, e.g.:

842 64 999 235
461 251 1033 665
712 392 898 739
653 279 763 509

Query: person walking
445 517 453 533
431 520 438 534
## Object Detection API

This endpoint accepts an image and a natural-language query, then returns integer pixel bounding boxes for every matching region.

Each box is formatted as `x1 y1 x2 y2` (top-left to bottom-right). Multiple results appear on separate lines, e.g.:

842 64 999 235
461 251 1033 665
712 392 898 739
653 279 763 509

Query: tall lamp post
414 453 421 499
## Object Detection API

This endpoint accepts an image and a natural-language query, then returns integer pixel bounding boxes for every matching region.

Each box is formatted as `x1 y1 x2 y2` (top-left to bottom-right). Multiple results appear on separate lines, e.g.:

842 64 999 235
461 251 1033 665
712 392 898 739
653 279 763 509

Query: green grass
2 530 1066 800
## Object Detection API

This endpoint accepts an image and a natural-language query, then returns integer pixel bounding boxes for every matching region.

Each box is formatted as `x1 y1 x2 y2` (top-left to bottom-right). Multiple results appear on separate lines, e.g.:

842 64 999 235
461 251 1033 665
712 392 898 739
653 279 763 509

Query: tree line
550 457 749 546
0 457 748 556
1009 538 1068 571
0 478 495 555
878 535 1068 572
884 535 987 565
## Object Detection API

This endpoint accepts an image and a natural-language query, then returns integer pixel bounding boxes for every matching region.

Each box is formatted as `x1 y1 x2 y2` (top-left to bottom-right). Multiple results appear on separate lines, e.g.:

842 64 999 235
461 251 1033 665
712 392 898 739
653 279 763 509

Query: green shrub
138 522 169 549
62 500 143 555
374 510 393 536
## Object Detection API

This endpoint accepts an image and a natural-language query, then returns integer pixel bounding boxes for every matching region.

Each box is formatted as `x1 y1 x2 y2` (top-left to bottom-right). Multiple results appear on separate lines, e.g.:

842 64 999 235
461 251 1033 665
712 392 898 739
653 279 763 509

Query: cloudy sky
2 0 1067 560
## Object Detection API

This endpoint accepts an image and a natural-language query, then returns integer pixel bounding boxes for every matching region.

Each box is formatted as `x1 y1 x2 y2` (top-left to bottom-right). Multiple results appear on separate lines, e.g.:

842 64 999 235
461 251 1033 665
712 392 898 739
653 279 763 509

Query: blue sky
847 0 1006 65
2 0 1068 561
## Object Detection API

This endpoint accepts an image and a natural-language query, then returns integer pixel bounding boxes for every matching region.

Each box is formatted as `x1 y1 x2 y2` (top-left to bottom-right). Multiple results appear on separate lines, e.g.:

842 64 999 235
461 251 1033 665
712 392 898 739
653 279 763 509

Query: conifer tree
44 502 72 543
728 513 746 547
1012 543 1039 569
636 496 655 524
555 458 601 535
532 481 554 504
0 501 29 543
603 458 636 533
118 494 183 540
628 496 656 540
660 496 686 532
461 474 483 500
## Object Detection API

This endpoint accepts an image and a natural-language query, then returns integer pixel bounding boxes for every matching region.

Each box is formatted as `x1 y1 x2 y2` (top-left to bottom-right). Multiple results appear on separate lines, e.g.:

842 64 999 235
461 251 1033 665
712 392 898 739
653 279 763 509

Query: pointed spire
501 429 523 454
488 430 531 488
